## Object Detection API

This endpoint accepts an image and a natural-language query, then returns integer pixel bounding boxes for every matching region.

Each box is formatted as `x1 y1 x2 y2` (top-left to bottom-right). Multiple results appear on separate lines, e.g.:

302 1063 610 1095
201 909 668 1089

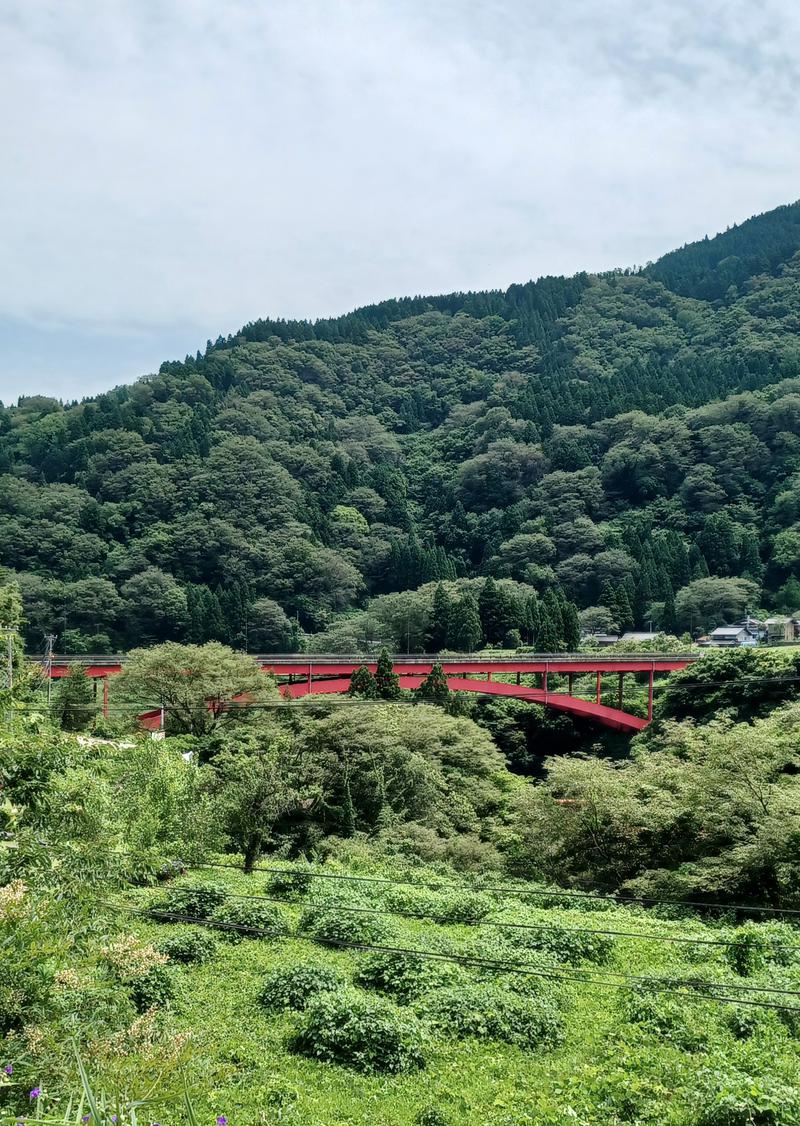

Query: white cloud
1 0 799 397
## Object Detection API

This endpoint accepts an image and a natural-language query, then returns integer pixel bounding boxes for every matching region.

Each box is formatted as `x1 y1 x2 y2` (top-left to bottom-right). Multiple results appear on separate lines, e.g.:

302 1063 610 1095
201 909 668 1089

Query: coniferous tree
416 662 450 707
662 586 678 634
562 601 581 650
525 592 541 644
449 592 483 652
478 578 503 643
375 648 401 699
425 584 451 652
536 607 559 652
348 664 378 698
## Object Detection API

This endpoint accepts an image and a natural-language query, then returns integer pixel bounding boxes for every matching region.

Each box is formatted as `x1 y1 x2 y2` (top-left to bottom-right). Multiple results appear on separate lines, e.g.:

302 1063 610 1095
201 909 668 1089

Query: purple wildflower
82 1116 90 1122
111 1117 117 1123
29 1088 40 1100
217 1117 228 1126
4 1064 12 1075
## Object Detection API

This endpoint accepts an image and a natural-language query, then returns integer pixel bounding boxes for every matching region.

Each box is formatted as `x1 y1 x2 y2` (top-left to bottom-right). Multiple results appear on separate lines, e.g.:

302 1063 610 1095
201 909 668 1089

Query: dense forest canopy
3 201 800 652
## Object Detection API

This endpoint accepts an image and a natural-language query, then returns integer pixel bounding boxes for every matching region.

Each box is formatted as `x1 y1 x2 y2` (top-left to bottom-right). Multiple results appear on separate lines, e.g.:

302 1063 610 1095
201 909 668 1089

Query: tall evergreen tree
348 664 378 698
415 662 450 707
375 648 401 699
449 592 483 652
425 584 451 652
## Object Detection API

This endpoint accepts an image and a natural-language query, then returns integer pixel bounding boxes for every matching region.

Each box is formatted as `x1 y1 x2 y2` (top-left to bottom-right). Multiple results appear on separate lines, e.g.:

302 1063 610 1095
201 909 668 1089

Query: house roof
710 626 749 637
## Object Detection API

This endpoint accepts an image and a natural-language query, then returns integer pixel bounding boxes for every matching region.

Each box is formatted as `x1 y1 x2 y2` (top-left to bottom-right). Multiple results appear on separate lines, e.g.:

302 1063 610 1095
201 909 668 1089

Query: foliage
153 880 228 919
298 898 391 947
156 927 217 964
258 963 346 1011
208 898 289 941
417 982 565 1050
204 720 319 870
354 948 460 1001
51 665 96 731
266 865 315 899
510 698 800 902
8 208 800 655
289 987 425 1074
119 642 272 735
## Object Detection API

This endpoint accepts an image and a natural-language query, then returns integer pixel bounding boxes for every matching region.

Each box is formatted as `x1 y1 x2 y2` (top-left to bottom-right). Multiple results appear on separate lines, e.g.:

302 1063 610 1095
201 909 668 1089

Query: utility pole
2 628 13 692
44 633 56 706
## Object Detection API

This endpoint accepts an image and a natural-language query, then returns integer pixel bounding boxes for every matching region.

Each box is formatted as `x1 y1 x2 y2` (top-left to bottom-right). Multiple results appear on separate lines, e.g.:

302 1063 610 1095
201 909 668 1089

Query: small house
764 616 799 643
707 625 760 648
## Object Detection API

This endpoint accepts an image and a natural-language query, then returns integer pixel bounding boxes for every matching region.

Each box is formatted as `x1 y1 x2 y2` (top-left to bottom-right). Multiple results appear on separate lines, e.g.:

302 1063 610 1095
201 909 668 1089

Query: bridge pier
618 672 624 710
102 676 109 719
647 668 654 721
595 671 602 704
568 672 574 696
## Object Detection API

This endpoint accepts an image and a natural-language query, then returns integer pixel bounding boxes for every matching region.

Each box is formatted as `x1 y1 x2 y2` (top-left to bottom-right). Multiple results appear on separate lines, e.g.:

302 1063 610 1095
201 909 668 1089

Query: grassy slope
119 862 800 1126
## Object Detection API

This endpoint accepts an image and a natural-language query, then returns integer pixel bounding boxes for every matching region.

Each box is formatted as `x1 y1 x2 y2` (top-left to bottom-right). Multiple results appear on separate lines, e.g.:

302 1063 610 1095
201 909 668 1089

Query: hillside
3 201 800 651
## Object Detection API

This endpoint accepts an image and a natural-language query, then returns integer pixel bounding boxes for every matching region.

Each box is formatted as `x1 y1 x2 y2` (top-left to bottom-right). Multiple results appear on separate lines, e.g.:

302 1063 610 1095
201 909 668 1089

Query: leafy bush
289 988 425 1073
723 1003 777 1041
381 884 494 924
266 867 315 899
519 885 615 913
153 880 228 920
128 964 177 1012
415 1108 450 1126
492 914 614 965
258 964 346 1012
726 923 771 976
209 899 289 941
694 1068 800 1125
354 948 461 1002
464 935 561 996
157 928 217 965
299 901 390 947
417 982 564 1050
621 983 708 1051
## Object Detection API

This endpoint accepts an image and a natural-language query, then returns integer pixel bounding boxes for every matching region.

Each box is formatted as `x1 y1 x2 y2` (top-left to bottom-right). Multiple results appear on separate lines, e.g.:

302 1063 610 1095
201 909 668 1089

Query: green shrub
415 1108 450 1126
465 936 561 996
259 964 346 1012
209 899 289 941
354 948 461 1002
417 982 564 1050
723 1003 777 1041
267 867 315 899
153 880 228 920
157 928 217 964
694 1068 800 1125
621 983 708 1051
520 886 615 913
493 916 614 965
726 923 771 977
289 988 425 1073
299 902 390 947
381 885 494 924
128 964 177 1012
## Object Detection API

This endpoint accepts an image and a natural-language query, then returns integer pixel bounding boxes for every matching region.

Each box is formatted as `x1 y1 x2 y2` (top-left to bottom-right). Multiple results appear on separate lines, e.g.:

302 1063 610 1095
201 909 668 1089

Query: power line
133 875 800 951
167 856 800 919
106 900 800 1014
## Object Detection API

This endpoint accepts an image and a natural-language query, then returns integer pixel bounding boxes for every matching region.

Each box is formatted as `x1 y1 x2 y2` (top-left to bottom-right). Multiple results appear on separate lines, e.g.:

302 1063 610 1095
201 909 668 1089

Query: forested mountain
4 201 800 653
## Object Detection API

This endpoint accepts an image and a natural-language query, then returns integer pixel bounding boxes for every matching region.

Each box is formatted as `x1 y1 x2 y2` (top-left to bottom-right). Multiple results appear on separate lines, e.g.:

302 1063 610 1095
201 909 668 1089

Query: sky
2 0 800 403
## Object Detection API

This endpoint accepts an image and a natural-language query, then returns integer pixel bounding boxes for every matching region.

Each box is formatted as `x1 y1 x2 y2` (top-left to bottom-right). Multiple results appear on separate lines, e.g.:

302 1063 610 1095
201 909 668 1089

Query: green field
14 857 797 1126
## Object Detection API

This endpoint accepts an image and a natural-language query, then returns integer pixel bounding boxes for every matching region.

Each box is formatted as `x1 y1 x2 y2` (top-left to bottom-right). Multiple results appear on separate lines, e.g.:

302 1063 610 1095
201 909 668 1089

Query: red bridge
47 653 698 732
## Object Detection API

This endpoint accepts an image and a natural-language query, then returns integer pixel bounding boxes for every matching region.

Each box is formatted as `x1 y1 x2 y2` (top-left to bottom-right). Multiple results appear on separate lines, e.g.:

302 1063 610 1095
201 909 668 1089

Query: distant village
586 616 800 648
